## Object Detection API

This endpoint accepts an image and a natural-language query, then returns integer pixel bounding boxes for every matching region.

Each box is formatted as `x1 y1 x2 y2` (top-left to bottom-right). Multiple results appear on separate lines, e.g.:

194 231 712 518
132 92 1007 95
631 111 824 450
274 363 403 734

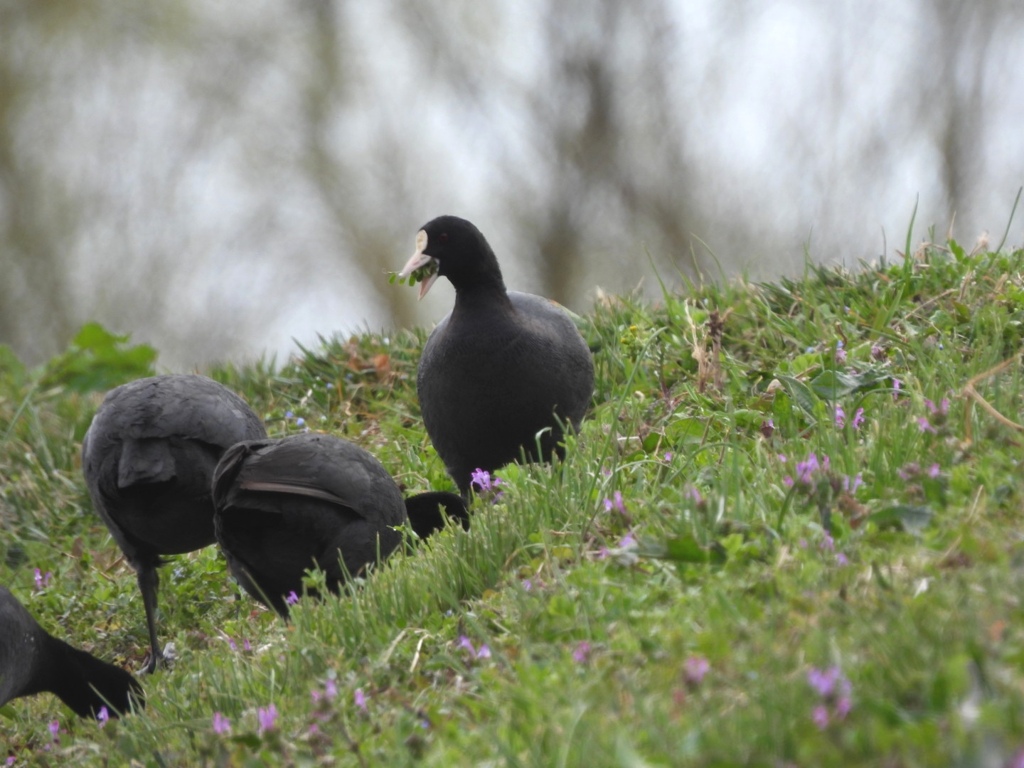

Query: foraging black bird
211 432 468 616
81 374 267 673
398 215 595 495
0 586 144 718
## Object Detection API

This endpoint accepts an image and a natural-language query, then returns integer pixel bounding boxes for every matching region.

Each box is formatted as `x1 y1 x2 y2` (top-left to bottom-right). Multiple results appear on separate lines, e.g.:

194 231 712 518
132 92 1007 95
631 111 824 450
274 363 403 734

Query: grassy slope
3 241 1024 766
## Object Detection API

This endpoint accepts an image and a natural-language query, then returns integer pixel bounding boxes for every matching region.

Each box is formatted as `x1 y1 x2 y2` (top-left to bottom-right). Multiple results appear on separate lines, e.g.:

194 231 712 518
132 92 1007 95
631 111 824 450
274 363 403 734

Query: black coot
0 586 143 718
398 215 595 494
211 433 468 616
81 374 267 672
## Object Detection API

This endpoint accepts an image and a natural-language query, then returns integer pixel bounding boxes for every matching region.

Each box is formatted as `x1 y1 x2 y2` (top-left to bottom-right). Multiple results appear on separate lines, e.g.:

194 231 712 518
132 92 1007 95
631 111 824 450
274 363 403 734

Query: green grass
4 238 1024 766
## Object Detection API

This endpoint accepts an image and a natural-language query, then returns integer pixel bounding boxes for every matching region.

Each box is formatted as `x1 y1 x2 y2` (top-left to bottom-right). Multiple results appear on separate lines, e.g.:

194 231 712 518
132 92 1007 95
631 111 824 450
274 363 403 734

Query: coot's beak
398 230 440 300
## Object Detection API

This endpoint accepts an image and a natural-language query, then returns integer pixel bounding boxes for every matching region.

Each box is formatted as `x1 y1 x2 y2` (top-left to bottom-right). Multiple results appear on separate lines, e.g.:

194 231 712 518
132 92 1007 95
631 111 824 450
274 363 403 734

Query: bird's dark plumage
81 374 267 672
0 586 143 718
398 215 595 494
211 433 468 616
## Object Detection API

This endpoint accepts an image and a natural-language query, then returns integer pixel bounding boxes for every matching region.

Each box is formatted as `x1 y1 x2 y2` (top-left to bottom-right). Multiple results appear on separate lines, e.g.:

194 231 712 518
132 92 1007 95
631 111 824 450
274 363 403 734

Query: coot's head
398 216 505 299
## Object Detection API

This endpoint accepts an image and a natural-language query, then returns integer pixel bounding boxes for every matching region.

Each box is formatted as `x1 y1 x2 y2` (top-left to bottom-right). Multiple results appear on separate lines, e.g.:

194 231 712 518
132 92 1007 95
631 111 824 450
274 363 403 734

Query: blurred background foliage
0 0 1022 370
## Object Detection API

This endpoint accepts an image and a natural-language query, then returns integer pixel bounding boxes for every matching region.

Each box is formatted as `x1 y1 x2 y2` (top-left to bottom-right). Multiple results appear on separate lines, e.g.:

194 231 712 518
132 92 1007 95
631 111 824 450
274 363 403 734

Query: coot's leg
137 565 162 674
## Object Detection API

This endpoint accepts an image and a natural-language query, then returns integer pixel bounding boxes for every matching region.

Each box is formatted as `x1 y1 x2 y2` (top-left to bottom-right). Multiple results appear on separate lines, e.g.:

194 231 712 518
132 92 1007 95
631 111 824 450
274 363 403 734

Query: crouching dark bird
0 586 144 718
211 433 468 616
81 374 267 673
397 215 595 495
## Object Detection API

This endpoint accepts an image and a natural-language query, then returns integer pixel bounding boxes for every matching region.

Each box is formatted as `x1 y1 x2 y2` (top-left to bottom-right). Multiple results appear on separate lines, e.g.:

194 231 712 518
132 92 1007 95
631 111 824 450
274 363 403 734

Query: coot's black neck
450 256 513 312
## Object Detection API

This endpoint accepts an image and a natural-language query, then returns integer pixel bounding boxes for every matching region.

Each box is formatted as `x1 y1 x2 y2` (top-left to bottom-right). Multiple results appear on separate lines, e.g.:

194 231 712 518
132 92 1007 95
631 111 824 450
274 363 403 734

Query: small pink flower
812 704 830 730
257 704 277 735
97 707 109 727
48 719 60 742
457 635 491 661
285 591 300 606
470 468 502 494
33 568 52 592
927 463 941 478
212 712 231 735
572 641 592 664
354 689 367 711
683 655 710 686
807 667 840 697
603 491 627 515
851 408 865 430
834 404 846 427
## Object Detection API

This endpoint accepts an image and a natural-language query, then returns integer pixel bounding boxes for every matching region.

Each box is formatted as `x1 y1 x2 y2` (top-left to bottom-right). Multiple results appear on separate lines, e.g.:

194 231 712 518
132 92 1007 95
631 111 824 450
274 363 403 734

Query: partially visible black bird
81 374 267 672
0 586 144 718
211 432 468 616
398 215 595 495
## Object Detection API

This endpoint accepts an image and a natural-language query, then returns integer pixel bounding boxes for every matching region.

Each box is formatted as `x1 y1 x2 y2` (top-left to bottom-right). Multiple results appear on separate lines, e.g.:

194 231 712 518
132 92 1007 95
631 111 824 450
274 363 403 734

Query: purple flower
572 641 592 664
324 679 337 700
664 452 674 462
457 635 491 661
354 689 367 711
834 404 846 428
807 665 853 727
807 666 841 697
836 552 849 566
48 719 60 742
835 690 853 718
835 341 847 365
257 704 277 735
97 706 109 727
470 468 503 499
295 417 306 427
917 416 936 433
927 463 941 478
285 591 300 606
522 579 533 591
685 486 704 505
285 410 294 419
33 568 53 591
892 378 902 401
818 533 835 553
871 343 884 360
212 712 231 735
603 490 627 515
794 453 828 485
470 468 495 491
683 655 710 686
851 408 865 430
841 473 862 493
